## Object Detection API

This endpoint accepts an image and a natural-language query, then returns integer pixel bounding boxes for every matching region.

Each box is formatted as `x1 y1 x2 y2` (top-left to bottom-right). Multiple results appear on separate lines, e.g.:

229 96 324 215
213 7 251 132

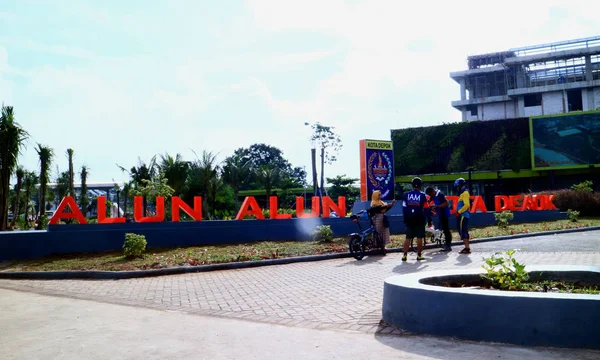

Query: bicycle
348 207 387 260
405 224 444 252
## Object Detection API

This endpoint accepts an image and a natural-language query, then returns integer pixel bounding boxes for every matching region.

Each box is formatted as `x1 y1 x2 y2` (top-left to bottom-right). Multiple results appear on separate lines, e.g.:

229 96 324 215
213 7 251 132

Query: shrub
123 233 147 258
312 225 334 242
567 209 580 222
571 180 593 193
482 249 529 290
552 189 600 216
37 215 49 230
494 210 514 228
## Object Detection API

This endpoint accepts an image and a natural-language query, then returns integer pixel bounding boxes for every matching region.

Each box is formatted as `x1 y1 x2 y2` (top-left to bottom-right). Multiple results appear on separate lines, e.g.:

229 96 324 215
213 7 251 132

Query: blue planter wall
0 211 565 261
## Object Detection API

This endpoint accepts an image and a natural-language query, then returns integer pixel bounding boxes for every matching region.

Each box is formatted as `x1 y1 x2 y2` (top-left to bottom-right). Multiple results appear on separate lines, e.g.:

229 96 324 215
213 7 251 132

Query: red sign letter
269 196 291 219
322 196 346 218
49 196 87 225
133 196 165 222
494 196 509 212
97 196 125 224
296 196 320 218
172 196 202 222
470 196 488 213
235 196 265 220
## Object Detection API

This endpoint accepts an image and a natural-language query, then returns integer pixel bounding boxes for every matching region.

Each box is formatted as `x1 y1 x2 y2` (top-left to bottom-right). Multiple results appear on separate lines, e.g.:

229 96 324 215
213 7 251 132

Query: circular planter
382 265 600 349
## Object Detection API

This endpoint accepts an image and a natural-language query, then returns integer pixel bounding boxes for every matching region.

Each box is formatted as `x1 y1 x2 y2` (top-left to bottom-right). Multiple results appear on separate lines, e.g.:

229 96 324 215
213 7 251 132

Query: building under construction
450 36 600 121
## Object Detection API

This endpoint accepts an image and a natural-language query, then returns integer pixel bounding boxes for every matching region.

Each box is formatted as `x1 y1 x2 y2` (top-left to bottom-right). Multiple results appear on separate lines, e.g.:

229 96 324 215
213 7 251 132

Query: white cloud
4 0 600 187
0 47 14 105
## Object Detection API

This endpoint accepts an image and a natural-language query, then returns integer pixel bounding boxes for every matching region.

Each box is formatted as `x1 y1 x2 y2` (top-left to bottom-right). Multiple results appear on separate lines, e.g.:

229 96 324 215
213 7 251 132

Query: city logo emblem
368 151 392 188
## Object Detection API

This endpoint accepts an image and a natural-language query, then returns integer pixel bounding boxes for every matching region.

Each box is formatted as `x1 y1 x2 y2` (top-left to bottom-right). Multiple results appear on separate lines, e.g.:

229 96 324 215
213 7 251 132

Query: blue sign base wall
0 211 566 261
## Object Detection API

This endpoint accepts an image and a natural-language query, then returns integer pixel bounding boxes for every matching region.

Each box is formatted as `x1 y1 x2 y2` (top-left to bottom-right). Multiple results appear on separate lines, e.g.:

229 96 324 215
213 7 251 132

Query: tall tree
183 151 219 217
66 148 75 197
10 166 25 227
326 175 360 212
159 153 189 196
255 165 282 200
0 105 29 230
35 143 54 229
54 170 70 206
222 154 250 209
308 123 342 196
22 171 38 228
121 181 132 216
230 143 303 190
117 156 156 216
80 165 89 213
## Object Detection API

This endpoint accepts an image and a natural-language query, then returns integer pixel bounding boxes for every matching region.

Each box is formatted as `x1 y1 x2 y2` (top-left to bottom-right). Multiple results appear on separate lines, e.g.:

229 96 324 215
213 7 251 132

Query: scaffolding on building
461 36 600 100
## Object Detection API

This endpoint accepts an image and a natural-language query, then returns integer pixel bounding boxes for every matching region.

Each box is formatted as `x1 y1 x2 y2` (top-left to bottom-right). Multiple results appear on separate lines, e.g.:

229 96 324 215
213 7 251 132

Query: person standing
402 177 431 262
371 190 396 251
454 178 471 254
425 186 453 252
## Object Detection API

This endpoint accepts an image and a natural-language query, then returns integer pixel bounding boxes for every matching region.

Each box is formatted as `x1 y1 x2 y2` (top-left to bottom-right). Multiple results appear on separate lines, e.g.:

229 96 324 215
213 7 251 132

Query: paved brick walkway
1 246 599 335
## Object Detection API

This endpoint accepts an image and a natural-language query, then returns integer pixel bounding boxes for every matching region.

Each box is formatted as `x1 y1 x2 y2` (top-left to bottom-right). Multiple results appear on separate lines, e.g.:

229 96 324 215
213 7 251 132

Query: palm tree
22 171 38 228
184 151 219 217
0 105 29 230
159 153 189 196
207 176 226 219
80 165 89 214
222 154 250 210
117 156 156 216
10 166 25 227
36 143 54 229
67 148 75 197
121 181 132 215
255 165 282 200
54 170 69 206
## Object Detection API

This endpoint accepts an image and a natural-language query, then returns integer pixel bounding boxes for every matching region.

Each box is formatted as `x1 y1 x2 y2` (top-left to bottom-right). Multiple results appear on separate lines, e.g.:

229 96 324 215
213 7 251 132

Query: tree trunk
11 183 22 227
311 148 318 197
0 196 7 230
233 188 239 213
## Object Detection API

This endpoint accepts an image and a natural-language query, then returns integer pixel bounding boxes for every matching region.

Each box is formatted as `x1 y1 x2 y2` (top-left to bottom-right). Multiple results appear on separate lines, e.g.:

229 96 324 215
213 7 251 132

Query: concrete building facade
451 36 600 121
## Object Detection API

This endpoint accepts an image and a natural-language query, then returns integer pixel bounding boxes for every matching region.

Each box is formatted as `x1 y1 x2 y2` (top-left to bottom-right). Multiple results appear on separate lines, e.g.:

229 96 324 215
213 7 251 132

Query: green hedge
391 118 531 175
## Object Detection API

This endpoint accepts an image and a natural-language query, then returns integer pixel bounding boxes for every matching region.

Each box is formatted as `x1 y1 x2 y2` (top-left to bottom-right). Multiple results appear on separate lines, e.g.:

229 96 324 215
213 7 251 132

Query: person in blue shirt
425 186 453 252
454 178 471 254
402 177 431 262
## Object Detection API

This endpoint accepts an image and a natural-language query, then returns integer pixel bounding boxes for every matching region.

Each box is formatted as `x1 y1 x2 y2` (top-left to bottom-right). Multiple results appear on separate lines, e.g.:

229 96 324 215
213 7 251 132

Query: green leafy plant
37 215 49 230
481 249 529 290
494 210 514 228
312 225 334 242
123 233 147 258
571 180 593 193
567 209 580 222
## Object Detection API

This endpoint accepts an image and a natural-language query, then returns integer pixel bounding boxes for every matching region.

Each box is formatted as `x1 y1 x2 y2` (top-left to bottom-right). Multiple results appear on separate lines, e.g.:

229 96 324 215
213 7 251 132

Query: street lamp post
304 122 319 199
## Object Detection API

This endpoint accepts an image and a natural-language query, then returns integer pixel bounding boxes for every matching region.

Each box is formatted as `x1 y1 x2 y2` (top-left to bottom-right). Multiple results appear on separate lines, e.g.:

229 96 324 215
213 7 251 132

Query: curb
1 226 598 280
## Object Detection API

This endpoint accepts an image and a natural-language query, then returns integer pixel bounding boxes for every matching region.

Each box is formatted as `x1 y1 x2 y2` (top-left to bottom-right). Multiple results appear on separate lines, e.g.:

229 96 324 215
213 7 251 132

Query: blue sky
1 0 599 185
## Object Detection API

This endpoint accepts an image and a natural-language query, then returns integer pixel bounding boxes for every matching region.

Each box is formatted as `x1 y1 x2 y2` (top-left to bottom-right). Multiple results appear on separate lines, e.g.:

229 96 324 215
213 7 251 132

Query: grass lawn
1 218 599 272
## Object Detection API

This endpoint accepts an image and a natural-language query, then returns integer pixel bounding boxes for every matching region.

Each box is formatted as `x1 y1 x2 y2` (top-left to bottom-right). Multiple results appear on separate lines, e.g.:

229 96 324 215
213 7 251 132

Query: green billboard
530 110 600 171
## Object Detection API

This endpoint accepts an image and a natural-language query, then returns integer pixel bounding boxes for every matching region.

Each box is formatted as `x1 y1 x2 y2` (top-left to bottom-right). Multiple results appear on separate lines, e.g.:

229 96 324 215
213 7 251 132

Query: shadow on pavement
334 254 387 267
371 323 600 360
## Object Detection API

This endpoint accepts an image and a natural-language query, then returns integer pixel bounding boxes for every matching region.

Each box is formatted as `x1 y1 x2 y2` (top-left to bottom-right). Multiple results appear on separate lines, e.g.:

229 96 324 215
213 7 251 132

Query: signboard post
359 139 395 201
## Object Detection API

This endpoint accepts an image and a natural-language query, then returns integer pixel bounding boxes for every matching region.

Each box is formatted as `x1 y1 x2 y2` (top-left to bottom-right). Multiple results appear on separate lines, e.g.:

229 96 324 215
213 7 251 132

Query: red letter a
49 196 87 225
